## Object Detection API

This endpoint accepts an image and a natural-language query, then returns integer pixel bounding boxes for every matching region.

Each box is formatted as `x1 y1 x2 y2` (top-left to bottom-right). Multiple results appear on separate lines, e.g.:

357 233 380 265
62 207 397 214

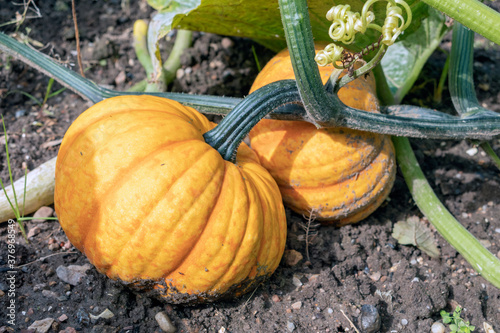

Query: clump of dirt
1 1 500 332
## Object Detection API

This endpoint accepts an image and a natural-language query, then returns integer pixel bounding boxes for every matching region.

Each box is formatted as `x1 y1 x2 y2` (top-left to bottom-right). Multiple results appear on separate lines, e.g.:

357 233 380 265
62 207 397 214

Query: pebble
33 283 47 291
56 264 91 286
176 68 185 79
272 295 281 303
59 327 77 333
114 70 126 85
58 314 68 322
155 311 177 333
284 250 303 266
327 308 333 314
15 109 26 118
27 226 41 238
221 37 234 49
286 321 295 332
292 276 303 288
76 308 90 326
48 243 60 251
466 147 478 156
28 318 54 333
90 308 114 322
33 206 55 222
401 318 408 325
431 322 445 333
42 290 60 300
359 305 381 333
291 301 302 310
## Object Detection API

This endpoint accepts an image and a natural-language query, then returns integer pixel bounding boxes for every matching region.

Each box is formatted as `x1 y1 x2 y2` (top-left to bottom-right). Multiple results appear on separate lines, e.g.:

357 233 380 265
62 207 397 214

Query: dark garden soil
1 1 500 332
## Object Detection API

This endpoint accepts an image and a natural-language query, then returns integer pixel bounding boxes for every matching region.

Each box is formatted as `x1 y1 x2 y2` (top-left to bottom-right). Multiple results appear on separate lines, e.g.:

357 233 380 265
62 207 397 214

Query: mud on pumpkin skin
248 44 396 225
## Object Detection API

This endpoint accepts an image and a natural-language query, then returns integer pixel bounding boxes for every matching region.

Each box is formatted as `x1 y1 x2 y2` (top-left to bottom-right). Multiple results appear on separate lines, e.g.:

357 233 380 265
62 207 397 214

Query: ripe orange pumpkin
54 95 286 303
249 45 396 225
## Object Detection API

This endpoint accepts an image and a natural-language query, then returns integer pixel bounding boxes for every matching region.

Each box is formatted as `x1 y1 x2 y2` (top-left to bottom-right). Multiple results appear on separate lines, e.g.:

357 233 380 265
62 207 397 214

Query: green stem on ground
390 23 500 289
2 29 500 139
393 136 500 289
421 0 500 46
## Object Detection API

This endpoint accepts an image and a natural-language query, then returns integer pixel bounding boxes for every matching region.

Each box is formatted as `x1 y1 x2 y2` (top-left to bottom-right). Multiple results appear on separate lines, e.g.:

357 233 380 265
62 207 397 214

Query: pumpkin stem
203 80 302 162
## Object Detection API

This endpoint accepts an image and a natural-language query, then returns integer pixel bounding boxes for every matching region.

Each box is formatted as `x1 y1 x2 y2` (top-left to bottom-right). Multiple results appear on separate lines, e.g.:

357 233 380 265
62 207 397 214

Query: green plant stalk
204 80 301 162
3 31 500 139
393 136 500 288
277 0 500 139
449 23 500 171
251 45 262 72
480 142 500 171
42 78 55 107
163 29 192 85
133 20 154 76
126 79 148 92
0 117 26 239
433 52 450 104
422 0 500 46
372 64 395 106
394 30 447 104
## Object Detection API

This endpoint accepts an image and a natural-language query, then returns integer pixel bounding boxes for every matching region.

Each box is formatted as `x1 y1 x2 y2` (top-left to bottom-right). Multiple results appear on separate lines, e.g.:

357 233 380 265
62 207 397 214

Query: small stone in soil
27 226 41 238
41 290 60 299
272 295 281 303
155 311 176 333
291 301 302 310
359 305 381 333
48 243 60 251
28 318 54 333
76 308 90 326
431 322 445 333
33 206 54 222
284 250 303 267
286 321 295 332
56 264 91 286
58 314 68 322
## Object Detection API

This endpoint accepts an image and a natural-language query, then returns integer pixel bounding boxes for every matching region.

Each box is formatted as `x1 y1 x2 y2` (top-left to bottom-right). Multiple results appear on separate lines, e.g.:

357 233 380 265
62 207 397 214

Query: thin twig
15 251 78 268
340 310 361 333
243 286 259 307
71 0 84 77
299 210 319 262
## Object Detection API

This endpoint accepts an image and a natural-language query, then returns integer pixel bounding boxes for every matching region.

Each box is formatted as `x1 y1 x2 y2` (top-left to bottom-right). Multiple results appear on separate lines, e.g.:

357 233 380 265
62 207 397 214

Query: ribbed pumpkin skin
249 46 396 225
55 95 286 303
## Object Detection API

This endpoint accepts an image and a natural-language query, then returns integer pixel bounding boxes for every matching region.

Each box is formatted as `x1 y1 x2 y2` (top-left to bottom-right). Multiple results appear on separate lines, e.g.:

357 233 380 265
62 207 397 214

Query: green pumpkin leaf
381 7 450 103
392 216 440 258
146 0 426 53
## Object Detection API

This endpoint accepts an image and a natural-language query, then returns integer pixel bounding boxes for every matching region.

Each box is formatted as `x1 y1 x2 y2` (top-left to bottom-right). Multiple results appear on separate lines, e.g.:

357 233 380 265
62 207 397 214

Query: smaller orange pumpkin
55 95 287 303
249 45 396 225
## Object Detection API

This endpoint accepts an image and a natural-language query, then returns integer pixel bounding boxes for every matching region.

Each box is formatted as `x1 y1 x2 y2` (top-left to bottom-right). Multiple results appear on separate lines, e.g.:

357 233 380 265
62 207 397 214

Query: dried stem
71 0 84 77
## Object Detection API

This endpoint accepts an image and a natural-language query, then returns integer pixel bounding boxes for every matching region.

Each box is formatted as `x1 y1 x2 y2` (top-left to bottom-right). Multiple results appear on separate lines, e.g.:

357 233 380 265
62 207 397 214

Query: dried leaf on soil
392 216 440 258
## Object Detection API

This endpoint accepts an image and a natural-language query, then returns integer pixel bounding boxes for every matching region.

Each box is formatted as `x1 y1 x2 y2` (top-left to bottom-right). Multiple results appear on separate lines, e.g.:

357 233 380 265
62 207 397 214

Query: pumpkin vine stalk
203 80 302 162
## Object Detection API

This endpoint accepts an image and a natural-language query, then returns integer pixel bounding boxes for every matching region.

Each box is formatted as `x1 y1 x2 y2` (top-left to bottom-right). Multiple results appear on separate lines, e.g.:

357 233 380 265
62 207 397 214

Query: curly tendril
315 43 344 67
381 0 412 45
316 0 412 67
